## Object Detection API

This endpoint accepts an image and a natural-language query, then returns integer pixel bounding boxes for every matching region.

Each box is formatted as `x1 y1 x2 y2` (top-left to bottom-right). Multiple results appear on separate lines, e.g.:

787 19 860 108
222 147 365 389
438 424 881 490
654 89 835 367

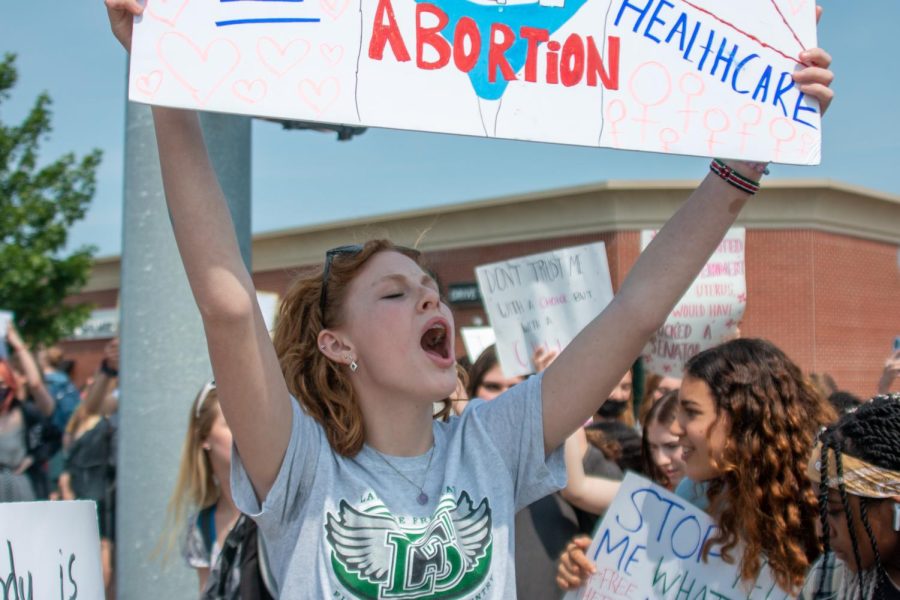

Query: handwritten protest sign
0 501 104 600
564 472 789 600
129 0 820 164
475 242 613 376
641 228 745 377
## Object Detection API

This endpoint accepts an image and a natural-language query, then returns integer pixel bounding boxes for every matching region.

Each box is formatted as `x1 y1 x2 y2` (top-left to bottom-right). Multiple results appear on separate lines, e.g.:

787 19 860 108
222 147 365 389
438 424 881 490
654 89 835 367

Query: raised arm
81 338 119 417
6 323 54 417
106 0 292 500
541 38 835 452
559 429 621 515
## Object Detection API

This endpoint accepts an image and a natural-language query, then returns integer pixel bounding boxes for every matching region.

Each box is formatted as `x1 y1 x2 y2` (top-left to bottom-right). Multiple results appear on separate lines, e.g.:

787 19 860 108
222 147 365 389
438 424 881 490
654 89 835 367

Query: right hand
556 535 595 591
105 0 144 51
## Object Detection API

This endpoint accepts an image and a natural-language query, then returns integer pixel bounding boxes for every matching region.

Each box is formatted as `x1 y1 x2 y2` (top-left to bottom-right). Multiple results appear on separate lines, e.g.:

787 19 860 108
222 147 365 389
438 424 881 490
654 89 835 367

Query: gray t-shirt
231 373 565 599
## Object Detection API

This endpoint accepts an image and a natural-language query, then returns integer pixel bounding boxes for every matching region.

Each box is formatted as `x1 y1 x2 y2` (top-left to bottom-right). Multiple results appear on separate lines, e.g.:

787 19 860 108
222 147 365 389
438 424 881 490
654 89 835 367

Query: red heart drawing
298 78 340 115
146 0 190 27
319 43 344 67
257 37 311 78
320 0 350 21
232 79 267 104
157 33 241 106
136 70 163 97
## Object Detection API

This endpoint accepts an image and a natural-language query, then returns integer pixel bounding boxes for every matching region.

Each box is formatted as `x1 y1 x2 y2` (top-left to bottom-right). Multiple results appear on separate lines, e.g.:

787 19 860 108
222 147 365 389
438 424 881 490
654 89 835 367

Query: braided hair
816 393 900 600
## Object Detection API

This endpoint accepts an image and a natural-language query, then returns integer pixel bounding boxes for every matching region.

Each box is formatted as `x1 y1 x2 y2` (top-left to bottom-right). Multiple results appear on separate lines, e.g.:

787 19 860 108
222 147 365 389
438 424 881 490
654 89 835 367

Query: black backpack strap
197 505 217 557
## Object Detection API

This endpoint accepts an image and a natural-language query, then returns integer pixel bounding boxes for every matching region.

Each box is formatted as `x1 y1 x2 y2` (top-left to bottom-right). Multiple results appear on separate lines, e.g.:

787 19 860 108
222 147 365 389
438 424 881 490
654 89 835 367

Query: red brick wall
60 230 900 397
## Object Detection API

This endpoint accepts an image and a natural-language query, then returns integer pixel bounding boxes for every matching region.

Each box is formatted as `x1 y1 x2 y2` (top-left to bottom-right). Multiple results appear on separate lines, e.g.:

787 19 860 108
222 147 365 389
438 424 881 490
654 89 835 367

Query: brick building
63 179 900 397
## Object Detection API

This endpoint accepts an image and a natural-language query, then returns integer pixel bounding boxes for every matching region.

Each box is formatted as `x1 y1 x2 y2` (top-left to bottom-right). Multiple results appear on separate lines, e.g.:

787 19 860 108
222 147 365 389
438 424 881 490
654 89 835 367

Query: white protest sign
564 472 789 600
641 228 746 377
475 242 613 377
0 501 104 600
129 0 820 164
460 326 497 364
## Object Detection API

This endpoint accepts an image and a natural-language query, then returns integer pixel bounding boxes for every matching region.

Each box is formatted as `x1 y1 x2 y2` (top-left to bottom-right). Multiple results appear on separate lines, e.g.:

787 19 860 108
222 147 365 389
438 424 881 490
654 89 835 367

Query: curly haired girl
674 338 837 593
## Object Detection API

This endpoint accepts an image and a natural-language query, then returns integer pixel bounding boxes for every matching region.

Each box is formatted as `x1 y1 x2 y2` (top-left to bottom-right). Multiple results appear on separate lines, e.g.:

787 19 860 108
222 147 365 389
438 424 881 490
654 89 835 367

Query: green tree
0 53 101 346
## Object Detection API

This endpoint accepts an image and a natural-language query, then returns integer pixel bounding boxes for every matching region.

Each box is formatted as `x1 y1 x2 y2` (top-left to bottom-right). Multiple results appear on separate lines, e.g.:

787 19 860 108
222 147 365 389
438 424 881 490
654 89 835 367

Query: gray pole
116 104 251 598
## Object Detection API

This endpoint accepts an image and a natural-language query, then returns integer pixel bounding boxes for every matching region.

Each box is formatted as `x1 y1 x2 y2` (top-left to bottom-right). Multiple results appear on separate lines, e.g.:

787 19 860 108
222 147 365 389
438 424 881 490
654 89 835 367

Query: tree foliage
0 53 101 346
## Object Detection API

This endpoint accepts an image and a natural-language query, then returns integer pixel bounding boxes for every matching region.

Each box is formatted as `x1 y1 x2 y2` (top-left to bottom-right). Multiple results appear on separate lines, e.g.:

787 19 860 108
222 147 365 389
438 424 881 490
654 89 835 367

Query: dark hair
816 393 900 600
827 390 863 416
466 345 499 400
683 338 836 592
640 390 679 487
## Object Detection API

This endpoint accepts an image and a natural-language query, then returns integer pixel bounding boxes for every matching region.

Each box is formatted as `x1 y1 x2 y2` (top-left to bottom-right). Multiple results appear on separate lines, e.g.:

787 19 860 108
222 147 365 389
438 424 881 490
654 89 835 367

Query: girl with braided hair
802 393 900 600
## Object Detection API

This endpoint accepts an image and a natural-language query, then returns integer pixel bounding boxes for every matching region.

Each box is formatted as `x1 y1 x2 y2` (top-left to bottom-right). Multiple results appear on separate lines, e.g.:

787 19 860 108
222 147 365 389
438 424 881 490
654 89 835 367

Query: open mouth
421 320 451 361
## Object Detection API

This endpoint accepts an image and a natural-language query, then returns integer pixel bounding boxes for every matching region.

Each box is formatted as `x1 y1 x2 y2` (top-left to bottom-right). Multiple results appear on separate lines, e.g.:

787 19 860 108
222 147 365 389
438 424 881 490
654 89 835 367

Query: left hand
533 347 559 373
792 6 834 116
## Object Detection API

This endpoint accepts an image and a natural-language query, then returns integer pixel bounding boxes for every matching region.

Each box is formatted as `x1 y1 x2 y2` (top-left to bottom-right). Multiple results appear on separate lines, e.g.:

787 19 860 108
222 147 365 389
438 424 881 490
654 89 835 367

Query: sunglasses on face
318 244 428 325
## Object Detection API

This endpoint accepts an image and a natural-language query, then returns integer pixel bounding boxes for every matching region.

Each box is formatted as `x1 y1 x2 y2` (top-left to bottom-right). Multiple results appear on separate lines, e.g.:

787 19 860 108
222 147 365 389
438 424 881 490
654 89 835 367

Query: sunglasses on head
318 244 427 325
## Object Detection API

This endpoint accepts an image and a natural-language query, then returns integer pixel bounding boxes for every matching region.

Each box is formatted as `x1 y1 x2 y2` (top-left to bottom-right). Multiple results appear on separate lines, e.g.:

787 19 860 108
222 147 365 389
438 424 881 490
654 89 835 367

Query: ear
317 329 355 366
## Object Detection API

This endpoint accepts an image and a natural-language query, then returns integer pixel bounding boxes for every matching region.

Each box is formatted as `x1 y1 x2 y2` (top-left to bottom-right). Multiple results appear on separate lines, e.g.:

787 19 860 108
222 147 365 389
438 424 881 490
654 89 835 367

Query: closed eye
382 292 404 299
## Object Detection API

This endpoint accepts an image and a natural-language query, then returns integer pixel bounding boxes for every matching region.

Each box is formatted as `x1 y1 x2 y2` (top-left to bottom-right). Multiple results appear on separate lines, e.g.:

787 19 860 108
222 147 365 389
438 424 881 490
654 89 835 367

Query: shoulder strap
197 505 217 556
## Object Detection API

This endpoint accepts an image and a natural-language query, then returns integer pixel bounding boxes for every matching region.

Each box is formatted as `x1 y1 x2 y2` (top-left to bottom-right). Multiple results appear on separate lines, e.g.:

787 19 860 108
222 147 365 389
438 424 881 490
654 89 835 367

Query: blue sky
2 1 897 257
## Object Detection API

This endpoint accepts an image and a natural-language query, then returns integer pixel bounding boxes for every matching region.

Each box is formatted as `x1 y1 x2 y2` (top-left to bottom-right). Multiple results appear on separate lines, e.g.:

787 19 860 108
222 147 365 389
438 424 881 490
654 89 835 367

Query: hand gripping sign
130 0 821 164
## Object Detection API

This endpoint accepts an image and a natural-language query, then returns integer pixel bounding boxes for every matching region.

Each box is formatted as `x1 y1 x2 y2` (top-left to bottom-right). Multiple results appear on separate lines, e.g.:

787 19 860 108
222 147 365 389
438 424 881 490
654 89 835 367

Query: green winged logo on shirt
324 491 493 599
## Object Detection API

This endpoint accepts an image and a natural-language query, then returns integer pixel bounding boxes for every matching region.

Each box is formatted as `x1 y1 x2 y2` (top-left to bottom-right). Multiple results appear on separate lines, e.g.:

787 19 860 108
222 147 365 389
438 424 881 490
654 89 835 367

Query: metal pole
116 103 251 598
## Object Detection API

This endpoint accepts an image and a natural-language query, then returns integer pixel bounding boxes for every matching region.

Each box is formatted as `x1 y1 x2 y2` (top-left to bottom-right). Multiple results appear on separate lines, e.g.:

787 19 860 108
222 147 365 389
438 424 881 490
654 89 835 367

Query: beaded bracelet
709 159 761 195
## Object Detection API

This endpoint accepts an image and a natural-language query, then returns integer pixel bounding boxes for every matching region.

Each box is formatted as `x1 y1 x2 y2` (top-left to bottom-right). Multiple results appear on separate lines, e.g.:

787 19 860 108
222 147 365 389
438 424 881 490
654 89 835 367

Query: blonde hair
273 239 450 457
158 383 222 560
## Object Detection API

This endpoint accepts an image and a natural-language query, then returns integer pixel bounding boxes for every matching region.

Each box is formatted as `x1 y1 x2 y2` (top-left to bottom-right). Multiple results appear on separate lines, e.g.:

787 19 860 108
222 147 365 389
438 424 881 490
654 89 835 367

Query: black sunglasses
318 244 430 325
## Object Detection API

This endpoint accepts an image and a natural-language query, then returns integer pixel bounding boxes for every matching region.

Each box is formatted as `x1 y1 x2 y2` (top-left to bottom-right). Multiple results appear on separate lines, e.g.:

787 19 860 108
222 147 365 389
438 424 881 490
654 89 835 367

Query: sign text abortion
130 0 821 163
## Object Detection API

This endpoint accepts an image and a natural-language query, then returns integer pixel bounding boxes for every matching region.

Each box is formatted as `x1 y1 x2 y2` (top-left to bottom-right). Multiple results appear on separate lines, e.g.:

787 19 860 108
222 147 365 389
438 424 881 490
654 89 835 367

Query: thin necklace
373 443 436 505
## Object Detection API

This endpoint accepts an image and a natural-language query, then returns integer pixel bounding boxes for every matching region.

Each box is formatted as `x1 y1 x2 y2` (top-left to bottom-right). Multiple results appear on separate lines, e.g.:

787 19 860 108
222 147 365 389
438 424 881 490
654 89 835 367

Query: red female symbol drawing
157 33 241 106
299 77 340 115
678 72 705 134
769 117 796 162
257 38 311 78
628 61 672 143
659 128 679 152
703 109 730 154
146 0 190 27
136 70 163 97
604 99 627 147
736 103 762 154
232 79 268 104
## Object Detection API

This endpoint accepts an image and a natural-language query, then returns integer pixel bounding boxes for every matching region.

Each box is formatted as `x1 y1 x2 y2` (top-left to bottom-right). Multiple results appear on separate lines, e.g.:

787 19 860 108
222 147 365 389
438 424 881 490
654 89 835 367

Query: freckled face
475 365 524 401
339 251 458 404
673 376 730 482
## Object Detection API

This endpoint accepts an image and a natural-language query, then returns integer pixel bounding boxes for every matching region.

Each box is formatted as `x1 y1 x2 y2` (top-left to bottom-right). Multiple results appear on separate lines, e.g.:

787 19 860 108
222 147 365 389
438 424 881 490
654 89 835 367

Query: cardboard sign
641 228 746 377
475 242 614 376
0 501 104 600
129 0 820 164
564 473 789 600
